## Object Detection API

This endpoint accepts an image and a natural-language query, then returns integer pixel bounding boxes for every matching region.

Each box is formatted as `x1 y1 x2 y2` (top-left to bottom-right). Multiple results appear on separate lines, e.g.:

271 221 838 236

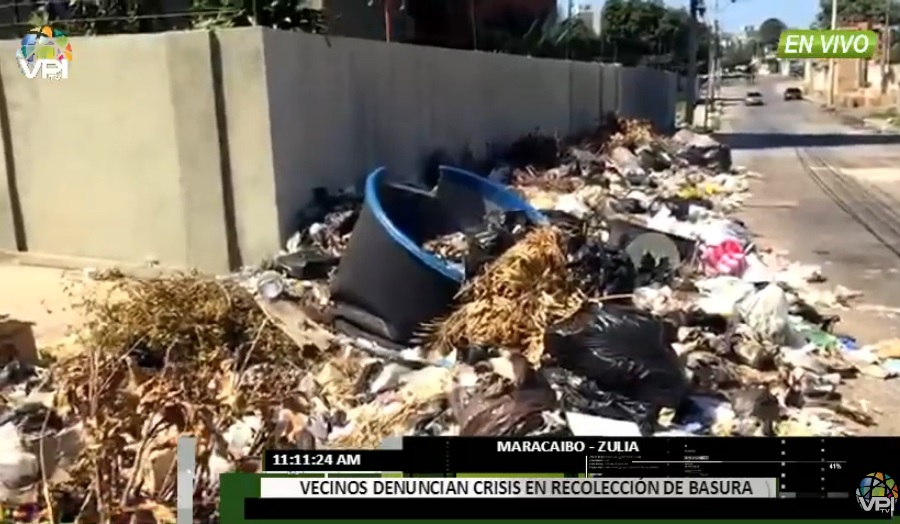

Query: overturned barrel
330 166 546 348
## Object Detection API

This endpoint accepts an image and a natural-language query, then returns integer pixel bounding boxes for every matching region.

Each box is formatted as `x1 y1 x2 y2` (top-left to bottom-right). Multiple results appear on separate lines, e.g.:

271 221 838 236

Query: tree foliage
27 0 326 36
757 18 787 46
815 0 900 27
475 0 709 69
720 42 755 69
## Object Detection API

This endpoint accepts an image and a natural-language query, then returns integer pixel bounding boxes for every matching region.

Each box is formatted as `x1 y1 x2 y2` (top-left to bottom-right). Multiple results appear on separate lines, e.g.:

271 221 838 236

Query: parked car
744 91 764 106
783 87 803 101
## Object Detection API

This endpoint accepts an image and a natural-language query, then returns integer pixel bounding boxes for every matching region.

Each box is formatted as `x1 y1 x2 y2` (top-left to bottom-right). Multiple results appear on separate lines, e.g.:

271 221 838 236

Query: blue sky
559 0 819 32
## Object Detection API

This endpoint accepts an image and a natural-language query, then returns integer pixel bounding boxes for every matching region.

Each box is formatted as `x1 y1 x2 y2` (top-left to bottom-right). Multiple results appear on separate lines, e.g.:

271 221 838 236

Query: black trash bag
297 187 362 231
450 353 571 437
569 240 637 297
636 144 672 172
276 247 340 280
458 345 505 365
679 143 732 172
540 212 637 297
503 134 561 170
652 197 712 221
0 360 37 390
789 299 840 332
542 209 583 233
704 143 733 172
542 367 656 435
625 172 650 186
609 197 648 215
543 303 687 409
666 309 730 334
463 210 533 278
293 191 362 260
541 210 586 253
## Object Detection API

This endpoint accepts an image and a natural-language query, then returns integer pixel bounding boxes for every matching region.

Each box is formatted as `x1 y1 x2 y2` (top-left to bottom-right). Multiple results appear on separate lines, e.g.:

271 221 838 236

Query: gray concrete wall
0 27 677 273
0 30 232 273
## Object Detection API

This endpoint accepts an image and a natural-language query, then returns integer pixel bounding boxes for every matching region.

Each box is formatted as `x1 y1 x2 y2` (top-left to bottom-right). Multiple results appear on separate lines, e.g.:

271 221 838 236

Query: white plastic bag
735 284 791 344
0 423 39 497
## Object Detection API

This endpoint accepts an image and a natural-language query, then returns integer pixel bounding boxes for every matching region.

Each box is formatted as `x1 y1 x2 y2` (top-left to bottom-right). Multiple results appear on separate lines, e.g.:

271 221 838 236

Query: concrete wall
0 30 233 273
0 27 677 273
806 62 900 106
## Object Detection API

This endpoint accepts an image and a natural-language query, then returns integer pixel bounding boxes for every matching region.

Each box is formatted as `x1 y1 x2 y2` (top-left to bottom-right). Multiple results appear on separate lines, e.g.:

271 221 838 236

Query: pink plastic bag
701 238 747 276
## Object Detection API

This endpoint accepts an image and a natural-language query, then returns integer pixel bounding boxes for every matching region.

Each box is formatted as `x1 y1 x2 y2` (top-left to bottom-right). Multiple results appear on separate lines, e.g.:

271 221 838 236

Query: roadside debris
1 118 893 522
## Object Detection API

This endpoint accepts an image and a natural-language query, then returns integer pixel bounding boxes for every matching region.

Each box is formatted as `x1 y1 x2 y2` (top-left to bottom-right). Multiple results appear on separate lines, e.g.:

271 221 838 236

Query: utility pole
882 0 891 95
713 19 721 104
826 0 839 106
703 2 718 129
685 0 702 126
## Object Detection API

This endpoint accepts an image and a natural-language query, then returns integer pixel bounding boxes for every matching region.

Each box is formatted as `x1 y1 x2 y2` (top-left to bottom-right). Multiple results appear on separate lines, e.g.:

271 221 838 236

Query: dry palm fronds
609 118 655 150
425 227 584 364
50 274 332 523
331 366 452 449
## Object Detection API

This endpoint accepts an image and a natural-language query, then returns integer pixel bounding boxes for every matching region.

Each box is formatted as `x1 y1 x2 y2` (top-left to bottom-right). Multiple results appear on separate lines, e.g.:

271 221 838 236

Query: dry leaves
608 118 655 150
425 227 584 364
47 274 333 523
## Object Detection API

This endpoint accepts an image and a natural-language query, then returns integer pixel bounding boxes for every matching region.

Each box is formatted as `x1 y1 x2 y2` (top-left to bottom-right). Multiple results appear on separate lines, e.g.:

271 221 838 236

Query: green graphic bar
776 29 878 59
326 473 384 478
456 473 565 478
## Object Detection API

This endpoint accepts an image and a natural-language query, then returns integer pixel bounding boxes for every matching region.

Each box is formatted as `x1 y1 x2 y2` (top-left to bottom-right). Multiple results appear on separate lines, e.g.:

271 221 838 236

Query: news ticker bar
261 437 896 492
258 477 779 497
232 477 883 520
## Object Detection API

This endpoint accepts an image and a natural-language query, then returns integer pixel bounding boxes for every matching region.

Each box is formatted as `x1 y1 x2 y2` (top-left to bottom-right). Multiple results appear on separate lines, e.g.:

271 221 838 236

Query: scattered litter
1 118 892 522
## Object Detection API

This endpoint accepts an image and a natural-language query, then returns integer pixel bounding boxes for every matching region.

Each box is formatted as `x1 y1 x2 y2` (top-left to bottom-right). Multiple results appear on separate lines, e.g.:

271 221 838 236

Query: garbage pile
1 119 896 522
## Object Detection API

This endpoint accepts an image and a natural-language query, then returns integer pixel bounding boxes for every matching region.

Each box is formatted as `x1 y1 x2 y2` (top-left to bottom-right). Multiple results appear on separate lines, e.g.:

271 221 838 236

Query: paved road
716 77 900 434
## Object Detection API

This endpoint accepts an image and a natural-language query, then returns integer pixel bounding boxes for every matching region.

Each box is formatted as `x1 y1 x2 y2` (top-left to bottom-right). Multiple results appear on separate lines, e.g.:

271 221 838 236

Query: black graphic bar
263 437 896 489
263 450 403 471
243 496 890 520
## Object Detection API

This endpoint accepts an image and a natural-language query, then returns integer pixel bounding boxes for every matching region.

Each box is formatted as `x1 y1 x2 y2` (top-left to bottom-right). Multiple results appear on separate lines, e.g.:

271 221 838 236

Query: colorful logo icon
15 25 72 80
857 472 898 515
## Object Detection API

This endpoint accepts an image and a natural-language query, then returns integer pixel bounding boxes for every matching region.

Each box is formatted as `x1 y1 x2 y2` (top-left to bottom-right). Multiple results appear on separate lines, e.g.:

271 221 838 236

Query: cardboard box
0 316 38 366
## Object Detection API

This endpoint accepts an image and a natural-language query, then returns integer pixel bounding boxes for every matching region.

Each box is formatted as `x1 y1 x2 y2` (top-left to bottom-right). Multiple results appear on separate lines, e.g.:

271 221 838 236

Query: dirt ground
0 260 96 360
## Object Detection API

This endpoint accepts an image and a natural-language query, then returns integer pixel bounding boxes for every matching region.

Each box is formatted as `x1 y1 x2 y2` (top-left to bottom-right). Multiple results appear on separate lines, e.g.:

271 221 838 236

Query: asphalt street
716 77 900 434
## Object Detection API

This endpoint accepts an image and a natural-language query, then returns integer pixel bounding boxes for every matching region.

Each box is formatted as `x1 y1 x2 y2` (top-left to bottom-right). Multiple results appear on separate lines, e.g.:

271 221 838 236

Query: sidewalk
802 90 900 134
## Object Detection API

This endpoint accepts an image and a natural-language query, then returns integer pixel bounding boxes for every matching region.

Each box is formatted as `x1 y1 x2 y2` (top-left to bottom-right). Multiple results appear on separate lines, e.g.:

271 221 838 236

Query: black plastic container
330 166 546 347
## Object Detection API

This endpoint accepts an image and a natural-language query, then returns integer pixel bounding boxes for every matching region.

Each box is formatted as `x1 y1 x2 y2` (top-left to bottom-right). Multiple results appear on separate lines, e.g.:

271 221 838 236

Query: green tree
600 0 706 68
478 0 705 67
815 0 900 27
720 42 755 69
30 0 326 35
757 17 787 47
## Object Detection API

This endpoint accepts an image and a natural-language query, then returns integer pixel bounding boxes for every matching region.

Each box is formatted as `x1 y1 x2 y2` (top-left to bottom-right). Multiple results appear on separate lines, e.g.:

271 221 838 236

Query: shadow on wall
718 132 900 150
0 27 678 274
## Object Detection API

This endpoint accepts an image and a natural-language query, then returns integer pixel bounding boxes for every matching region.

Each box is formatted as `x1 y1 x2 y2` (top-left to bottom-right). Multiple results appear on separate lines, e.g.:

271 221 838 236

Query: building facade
573 3 601 36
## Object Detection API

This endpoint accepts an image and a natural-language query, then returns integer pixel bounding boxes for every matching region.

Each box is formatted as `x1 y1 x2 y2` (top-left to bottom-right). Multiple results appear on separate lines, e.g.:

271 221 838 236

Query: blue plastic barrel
330 165 547 347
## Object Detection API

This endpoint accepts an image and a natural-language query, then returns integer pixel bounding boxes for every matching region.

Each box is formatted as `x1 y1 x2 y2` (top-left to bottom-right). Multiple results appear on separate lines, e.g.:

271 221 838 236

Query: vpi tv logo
856 472 898 516
16 25 73 80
